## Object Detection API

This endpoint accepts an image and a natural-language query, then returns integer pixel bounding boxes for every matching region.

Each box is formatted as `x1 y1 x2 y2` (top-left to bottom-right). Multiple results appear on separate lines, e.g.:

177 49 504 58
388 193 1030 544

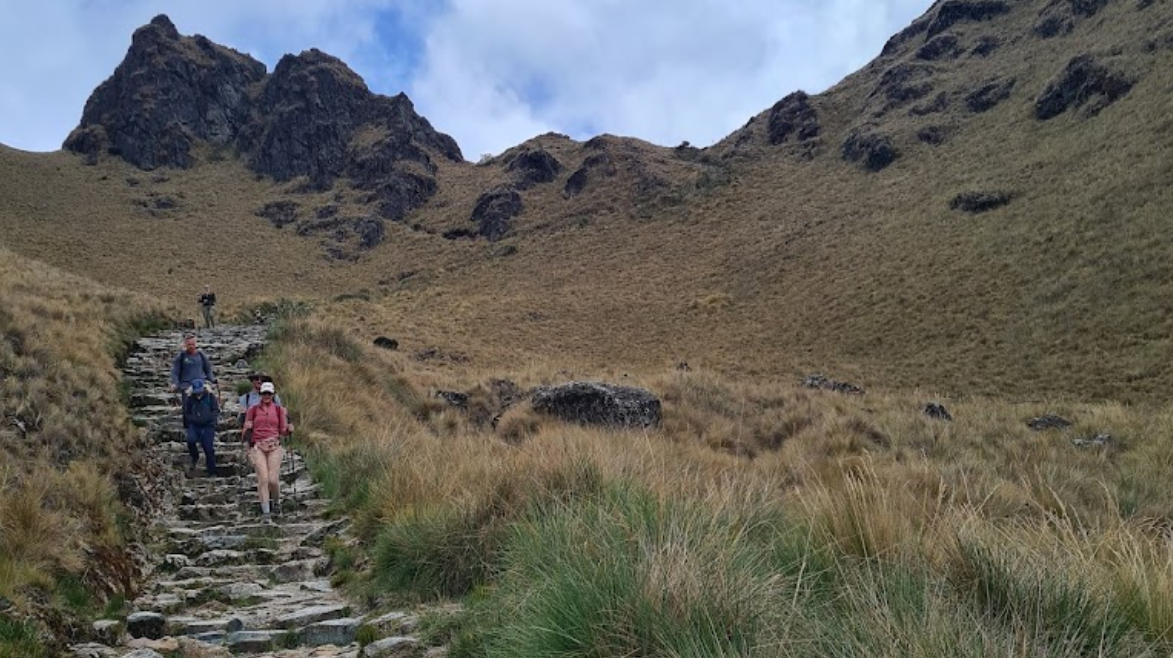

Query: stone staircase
70 326 427 658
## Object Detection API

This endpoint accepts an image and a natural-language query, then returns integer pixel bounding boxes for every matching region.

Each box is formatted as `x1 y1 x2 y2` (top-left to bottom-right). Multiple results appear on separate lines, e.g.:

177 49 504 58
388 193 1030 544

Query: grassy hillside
1 0 1171 405
0 248 168 657
265 309 1173 657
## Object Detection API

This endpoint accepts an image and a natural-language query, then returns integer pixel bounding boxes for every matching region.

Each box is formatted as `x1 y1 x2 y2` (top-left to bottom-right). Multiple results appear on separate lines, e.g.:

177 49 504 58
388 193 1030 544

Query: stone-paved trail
70 326 425 658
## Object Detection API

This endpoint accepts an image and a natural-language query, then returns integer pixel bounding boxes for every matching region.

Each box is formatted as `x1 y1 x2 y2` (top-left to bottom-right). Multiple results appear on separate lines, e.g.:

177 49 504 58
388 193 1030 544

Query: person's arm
201 352 216 384
243 405 256 430
170 353 181 389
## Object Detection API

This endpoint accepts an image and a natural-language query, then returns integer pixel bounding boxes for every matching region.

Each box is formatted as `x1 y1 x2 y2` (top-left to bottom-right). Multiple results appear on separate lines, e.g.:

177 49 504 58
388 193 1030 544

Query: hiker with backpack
237 372 282 427
170 334 216 401
183 379 220 477
242 382 294 523
198 286 217 329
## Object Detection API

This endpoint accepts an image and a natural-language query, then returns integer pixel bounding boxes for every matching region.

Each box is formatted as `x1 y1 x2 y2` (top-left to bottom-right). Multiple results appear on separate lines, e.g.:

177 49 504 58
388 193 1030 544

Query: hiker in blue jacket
183 379 220 476
170 334 216 396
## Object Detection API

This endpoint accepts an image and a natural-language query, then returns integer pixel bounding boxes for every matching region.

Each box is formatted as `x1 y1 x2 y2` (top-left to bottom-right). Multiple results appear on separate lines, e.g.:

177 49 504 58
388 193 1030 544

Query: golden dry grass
0 247 169 630
268 310 1173 654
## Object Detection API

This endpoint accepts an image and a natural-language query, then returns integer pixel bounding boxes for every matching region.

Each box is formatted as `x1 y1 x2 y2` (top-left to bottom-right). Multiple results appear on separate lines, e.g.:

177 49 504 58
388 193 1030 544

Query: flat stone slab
300 617 362 646
277 603 351 629
362 636 421 658
226 630 286 653
126 611 166 639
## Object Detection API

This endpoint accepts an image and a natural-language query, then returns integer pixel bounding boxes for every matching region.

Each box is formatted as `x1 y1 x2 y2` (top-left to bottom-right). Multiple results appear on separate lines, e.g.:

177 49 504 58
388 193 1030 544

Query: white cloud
0 0 934 156
409 0 934 158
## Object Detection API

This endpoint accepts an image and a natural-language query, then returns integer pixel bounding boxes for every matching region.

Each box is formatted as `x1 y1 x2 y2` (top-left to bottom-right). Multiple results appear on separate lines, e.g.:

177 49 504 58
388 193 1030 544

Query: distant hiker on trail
198 286 217 329
170 334 216 399
183 379 220 477
243 382 294 523
237 372 282 426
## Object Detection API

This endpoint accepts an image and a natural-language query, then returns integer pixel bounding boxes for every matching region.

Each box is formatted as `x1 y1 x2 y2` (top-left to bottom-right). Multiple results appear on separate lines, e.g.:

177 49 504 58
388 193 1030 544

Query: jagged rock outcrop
842 128 899 172
470 189 523 241
917 34 963 60
64 15 462 248
1035 55 1134 119
966 77 1016 112
505 147 562 189
63 15 265 169
766 91 820 146
564 153 618 198
927 0 1011 37
1035 0 1113 38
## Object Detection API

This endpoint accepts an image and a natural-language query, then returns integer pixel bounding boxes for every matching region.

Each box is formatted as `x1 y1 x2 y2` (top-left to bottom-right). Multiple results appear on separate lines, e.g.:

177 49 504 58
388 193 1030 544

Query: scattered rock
910 93 950 116
532 381 663 429
917 34 963 60
300 617 362 647
470 188 523 241
872 63 935 109
361 171 439 223
1027 414 1072 431
226 630 283 654
1071 433 1112 448
563 153 617 198
506 147 562 189
69 643 120 658
842 128 899 172
971 36 1001 57
256 200 300 228
121 650 166 658
924 403 953 421
317 204 340 219
1035 55 1134 120
927 0 1011 38
277 604 351 630
152 196 178 210
373 336 399 350
766 91 820 145
363 636 421 658
966 77 1016 112
950 191 1013 213
435 390 469 409
92 620 122 645
126 611 166 639
802 374 865 395
917 126 950 145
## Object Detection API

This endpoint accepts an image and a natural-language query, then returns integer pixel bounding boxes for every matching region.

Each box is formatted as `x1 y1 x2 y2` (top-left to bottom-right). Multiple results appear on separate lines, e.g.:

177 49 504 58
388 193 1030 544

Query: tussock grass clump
270 312 1173 657
0 248 168 652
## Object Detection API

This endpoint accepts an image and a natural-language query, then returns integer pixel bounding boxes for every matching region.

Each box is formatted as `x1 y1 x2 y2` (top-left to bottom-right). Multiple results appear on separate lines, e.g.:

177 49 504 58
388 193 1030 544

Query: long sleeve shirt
171 350 215 388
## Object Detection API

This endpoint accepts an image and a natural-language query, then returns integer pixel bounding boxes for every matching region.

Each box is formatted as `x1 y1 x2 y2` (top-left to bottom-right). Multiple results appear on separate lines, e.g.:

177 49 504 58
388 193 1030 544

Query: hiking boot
261 513 273 526
272 499 282 517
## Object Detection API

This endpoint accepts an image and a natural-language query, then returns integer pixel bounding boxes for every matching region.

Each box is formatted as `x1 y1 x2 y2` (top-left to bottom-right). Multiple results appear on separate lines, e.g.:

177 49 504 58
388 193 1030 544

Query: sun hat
260 382 276 394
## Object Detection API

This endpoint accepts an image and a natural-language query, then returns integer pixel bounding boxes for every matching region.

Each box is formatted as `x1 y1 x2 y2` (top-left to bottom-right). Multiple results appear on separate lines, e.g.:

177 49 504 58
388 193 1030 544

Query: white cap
260 382 276 394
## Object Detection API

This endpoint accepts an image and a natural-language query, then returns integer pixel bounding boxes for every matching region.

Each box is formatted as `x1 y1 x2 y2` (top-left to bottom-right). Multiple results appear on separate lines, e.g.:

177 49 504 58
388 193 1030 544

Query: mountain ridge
2 0 1173 402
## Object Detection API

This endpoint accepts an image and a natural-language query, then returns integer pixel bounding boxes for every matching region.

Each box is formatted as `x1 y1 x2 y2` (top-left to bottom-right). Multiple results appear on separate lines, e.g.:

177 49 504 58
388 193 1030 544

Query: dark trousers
186 425 216 475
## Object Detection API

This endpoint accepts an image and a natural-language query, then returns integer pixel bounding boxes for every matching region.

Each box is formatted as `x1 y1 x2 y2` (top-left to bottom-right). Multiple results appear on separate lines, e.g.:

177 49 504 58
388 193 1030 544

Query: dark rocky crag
64 14 461 254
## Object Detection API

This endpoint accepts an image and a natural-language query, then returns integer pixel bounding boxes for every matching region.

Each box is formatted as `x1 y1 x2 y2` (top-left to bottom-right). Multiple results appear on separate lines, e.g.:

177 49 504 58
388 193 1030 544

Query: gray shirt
171 350 215 388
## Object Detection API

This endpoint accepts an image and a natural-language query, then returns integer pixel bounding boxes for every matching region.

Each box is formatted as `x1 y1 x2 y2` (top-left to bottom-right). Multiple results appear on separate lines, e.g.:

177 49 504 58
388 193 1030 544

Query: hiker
183 379 220 477
237 372 283 426
242 382 294 523
198 286 217 329
170 334 216 400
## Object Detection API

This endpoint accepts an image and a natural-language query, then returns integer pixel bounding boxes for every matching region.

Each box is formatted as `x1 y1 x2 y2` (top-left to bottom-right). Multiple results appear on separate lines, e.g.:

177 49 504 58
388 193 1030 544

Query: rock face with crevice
69 326 430 658
1035 55 1134 119
65 14 460 253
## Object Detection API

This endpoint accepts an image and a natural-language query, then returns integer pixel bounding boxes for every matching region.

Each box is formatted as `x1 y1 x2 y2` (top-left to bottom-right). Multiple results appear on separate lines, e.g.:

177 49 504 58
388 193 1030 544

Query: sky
0 0 934 160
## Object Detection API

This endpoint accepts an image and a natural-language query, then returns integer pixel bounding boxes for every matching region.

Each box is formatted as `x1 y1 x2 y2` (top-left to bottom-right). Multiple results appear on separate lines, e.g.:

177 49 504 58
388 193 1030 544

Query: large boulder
532 382 662 429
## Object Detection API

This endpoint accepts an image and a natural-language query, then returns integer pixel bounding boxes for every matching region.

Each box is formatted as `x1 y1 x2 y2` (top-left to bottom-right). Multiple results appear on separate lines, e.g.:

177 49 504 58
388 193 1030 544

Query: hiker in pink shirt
242 382 294 523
